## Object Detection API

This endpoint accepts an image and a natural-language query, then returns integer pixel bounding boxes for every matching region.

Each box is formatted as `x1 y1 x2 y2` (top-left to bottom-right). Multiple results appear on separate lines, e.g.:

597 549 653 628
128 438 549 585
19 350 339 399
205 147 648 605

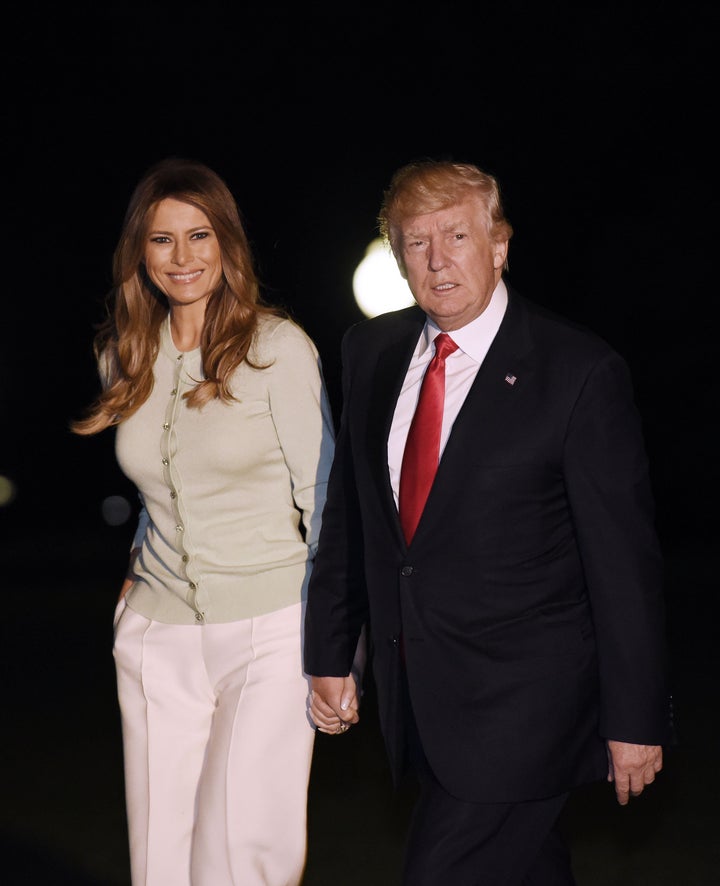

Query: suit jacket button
401 566 414 577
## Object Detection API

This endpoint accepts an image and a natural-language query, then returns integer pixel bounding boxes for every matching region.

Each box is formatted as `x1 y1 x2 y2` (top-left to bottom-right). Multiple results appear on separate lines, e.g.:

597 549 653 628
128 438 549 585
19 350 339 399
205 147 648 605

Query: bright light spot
0 475 17 506
352 239 415 318
102 495 132 526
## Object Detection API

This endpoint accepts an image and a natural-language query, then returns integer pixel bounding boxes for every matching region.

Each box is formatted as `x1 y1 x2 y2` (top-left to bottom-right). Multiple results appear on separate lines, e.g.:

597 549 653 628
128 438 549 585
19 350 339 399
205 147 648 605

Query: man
304 160 672 885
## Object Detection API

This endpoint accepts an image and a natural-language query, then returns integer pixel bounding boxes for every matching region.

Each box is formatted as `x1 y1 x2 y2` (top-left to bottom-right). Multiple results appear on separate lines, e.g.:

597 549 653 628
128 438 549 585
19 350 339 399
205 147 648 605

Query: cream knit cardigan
115 313 335 625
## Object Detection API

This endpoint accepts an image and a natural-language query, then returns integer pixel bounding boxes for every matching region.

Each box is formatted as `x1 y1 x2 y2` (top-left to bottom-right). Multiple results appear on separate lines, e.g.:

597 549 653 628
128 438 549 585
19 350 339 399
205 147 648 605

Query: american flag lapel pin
504 373 517 386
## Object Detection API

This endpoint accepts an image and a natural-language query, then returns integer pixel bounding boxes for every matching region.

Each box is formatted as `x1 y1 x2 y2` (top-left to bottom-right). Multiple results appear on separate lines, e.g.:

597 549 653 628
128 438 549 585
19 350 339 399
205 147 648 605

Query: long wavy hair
72 157 284 436
377 159 514 277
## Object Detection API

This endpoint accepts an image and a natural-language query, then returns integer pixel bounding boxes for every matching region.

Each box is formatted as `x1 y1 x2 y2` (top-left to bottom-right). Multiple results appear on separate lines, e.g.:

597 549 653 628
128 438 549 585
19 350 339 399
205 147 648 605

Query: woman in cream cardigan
72 157 355 885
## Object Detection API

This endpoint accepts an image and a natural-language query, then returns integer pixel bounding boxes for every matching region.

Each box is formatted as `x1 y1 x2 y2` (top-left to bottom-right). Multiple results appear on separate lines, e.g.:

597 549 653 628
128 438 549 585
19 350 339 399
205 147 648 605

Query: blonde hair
378 159 513 275
72 157 283 436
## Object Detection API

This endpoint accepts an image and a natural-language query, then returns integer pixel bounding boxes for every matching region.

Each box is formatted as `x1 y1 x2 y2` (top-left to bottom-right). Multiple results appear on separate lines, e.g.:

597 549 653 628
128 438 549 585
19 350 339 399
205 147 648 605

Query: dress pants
113 600 315 886
402 774 575 886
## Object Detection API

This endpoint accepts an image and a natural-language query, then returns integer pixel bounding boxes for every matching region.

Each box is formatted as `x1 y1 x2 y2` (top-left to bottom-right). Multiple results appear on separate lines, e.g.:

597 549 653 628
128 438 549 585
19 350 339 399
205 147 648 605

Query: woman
72 157 339 885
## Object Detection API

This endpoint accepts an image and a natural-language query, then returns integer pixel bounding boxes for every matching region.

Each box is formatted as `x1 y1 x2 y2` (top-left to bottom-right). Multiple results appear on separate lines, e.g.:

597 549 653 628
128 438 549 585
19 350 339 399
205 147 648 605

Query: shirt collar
420 278 508 362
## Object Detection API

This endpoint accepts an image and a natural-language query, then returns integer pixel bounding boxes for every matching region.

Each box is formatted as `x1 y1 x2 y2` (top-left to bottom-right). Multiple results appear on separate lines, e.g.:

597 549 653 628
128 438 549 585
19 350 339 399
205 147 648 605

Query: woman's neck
168 305 204 352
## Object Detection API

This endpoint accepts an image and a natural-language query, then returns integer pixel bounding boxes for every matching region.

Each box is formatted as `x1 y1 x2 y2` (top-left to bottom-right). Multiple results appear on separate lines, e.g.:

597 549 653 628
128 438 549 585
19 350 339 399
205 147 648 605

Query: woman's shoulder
252 314 320 362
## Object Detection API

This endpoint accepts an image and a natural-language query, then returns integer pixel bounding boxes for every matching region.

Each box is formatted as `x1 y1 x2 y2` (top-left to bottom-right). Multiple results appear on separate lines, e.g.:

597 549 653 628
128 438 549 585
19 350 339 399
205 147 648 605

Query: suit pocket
477 602 594 662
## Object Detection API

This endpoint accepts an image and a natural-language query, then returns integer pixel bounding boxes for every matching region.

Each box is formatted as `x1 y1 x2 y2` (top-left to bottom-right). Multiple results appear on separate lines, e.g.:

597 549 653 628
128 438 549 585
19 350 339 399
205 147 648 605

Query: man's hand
607 740 663 805
309 675 361 735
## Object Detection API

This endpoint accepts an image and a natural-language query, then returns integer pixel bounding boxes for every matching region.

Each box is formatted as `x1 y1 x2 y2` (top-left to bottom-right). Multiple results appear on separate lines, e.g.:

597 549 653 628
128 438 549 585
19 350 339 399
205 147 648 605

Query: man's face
398 197 508 331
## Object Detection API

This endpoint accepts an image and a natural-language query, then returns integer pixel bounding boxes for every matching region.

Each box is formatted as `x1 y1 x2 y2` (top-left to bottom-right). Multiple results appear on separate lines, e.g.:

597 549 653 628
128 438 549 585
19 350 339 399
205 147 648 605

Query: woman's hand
309 675 360 735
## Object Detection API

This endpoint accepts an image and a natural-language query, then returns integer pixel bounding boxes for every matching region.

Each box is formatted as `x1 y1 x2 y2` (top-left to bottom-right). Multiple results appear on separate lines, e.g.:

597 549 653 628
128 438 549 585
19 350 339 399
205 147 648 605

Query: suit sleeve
564 349 672 745
304 328 369 677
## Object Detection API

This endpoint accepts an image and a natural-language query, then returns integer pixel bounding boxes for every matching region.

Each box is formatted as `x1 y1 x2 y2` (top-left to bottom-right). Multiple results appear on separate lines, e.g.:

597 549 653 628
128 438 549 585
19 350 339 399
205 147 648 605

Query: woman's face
144 198 223 313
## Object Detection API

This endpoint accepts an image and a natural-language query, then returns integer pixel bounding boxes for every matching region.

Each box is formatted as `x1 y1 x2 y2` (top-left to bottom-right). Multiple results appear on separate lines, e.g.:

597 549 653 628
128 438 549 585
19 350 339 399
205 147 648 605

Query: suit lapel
366 315 424 542
411 293 534 544
362 295 534 549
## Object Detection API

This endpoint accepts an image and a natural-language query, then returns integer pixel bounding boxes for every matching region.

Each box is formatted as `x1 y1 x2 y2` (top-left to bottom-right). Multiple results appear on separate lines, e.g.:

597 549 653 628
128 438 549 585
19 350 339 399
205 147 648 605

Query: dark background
2 3 717 884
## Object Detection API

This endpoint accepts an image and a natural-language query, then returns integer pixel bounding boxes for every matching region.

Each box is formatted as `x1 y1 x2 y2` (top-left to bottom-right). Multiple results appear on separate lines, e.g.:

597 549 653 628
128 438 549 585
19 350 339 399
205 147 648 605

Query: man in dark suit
304 159 671 885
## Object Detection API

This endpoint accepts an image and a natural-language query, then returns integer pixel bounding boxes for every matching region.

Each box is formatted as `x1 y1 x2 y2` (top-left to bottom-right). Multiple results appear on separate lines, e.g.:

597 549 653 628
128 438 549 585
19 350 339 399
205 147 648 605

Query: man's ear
493 239 509 270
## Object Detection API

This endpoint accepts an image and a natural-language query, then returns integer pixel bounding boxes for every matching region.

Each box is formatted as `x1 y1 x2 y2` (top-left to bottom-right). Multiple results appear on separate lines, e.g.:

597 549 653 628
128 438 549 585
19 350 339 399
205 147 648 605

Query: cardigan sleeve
263 320 336 556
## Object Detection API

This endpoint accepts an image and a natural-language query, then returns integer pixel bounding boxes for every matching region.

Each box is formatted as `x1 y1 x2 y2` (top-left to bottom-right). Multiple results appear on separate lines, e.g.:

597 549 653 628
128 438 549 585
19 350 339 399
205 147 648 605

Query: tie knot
433 333 459 361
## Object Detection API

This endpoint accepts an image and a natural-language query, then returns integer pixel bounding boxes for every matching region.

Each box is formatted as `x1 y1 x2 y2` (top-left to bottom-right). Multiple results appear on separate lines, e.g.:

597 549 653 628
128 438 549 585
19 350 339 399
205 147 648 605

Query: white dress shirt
387 279 508 507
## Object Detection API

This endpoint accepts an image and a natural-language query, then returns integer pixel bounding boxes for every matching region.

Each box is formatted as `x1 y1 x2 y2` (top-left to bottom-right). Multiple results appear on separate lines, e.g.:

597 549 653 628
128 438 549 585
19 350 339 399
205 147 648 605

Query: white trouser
113 600 315 886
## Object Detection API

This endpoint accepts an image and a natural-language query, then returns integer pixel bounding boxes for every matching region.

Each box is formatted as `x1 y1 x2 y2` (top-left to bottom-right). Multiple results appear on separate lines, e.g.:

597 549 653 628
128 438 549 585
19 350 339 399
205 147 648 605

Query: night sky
3 2 715 556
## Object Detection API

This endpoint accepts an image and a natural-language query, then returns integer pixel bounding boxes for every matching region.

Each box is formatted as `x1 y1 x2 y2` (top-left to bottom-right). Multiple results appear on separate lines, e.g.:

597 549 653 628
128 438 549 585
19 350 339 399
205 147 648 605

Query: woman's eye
191 231 210 240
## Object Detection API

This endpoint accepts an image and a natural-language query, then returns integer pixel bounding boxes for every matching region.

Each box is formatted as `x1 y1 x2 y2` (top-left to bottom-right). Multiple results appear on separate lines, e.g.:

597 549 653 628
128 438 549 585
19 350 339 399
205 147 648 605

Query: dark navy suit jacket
304 285 672 803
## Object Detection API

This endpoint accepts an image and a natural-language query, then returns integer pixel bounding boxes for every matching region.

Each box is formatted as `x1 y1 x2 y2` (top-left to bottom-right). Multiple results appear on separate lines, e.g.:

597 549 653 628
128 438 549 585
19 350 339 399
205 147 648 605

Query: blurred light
102 495 132 526
0 475 17 506
352 238 415 318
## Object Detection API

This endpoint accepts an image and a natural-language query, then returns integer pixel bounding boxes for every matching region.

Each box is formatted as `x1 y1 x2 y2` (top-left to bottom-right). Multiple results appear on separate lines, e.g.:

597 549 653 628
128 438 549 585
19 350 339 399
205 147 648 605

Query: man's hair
378 159 513 274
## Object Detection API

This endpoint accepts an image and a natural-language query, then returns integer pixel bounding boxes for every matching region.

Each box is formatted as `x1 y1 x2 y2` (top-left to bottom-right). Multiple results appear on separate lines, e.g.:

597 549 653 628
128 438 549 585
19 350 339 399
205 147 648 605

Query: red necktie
399 333 459 544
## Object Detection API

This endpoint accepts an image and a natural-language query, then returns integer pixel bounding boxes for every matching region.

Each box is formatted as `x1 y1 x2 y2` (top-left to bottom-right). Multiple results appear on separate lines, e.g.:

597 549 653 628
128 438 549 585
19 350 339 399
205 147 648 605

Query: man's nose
427 240 449 271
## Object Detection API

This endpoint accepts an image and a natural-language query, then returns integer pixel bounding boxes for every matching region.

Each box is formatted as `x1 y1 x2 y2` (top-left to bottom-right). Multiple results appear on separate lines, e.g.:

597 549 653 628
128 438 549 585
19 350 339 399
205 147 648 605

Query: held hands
310 676 361 735
607 740 663 805
309 626 367 736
